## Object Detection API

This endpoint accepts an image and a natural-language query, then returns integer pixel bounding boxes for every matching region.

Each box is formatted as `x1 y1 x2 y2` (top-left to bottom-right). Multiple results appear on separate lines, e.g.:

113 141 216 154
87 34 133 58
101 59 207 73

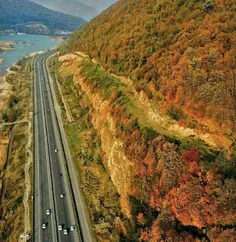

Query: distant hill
31 0 97 21
0 0 85 35
31 0 116 20
79 0 116 12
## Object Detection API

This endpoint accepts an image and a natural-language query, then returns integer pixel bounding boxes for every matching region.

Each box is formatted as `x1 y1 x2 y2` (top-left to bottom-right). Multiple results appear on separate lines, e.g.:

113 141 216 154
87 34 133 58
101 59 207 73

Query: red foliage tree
183 149 198 163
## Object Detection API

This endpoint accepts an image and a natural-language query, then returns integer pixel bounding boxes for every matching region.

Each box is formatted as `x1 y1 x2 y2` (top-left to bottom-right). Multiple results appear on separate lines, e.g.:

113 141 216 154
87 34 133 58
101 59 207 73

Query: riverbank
0 34 59 74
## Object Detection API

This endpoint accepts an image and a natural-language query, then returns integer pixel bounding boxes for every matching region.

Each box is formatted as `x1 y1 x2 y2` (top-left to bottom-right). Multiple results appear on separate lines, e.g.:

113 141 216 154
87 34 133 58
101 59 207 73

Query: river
0 35 60 73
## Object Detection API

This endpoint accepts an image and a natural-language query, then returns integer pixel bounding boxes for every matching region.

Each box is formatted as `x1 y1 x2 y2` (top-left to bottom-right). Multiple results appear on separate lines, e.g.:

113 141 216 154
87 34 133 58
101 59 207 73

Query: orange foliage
137 213 144 224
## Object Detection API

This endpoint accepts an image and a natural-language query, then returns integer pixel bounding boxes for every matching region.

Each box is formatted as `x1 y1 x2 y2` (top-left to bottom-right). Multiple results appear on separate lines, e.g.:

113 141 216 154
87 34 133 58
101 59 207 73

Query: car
42 223 47 230
54 149 58 153
70 225 75 231
60 194 64 199
58 224 63 231
46 209 51 216
58 173 62 178
63 229 68 235
20 233 30 238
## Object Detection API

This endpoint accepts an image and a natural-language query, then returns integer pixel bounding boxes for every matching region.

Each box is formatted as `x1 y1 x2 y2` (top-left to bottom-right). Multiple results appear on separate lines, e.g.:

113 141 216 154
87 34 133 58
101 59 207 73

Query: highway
33 52 81 242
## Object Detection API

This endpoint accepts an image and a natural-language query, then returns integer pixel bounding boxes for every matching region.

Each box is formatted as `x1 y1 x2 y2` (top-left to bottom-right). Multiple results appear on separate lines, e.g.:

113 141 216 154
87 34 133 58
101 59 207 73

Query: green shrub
167 104 183 121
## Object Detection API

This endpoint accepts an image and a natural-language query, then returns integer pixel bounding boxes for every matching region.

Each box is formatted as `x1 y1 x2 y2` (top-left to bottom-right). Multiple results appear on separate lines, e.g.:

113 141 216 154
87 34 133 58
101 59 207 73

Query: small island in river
0 41 15 52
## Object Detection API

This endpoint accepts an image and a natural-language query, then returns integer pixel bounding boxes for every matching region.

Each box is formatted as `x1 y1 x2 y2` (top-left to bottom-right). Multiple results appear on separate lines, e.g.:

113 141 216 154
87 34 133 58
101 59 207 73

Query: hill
69 0 236 136
79 0 116 12
50 0 236 241
31 0 116 20
31 0 97 21
0 0 85 35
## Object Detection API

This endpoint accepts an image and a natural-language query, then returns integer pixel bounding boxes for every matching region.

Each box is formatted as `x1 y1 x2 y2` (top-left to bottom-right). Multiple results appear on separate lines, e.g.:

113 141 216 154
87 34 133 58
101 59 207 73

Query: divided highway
33 52 81 242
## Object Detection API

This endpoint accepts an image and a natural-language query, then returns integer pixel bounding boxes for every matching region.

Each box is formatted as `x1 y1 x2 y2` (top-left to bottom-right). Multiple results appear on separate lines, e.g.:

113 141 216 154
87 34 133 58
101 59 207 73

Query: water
0 35 60 73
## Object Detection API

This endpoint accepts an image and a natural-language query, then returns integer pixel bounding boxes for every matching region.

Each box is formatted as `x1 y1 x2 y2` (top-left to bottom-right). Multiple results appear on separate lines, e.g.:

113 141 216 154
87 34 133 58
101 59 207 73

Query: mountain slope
50 0 236 241
0 0 85 35
69 0 236 136
31 0 97 21
49 0 236 241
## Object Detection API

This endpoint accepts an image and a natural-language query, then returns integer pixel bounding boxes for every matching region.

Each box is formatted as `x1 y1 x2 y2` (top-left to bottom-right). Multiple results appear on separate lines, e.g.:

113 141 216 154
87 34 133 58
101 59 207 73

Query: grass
0 56 33 241
0 124 26 242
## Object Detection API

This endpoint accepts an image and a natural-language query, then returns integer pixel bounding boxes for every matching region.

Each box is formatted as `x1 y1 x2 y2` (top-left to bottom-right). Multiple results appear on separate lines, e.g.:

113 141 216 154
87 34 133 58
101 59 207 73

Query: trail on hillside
23 120 32 237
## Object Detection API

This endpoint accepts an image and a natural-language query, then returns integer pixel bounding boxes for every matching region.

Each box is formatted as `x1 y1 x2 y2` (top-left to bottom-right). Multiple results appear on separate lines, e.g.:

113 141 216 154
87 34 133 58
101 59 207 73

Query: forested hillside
69 0 236 136
0 0 85 35
51 0 236 241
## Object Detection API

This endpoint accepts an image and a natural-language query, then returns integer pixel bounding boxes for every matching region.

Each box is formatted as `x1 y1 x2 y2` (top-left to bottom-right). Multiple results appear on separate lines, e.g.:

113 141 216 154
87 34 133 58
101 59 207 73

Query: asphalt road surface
33 52 81 242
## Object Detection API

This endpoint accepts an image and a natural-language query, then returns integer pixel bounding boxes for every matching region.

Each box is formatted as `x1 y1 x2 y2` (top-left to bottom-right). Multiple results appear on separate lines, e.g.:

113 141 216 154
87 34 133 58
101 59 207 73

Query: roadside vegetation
0 56 33 241
49 56 123 241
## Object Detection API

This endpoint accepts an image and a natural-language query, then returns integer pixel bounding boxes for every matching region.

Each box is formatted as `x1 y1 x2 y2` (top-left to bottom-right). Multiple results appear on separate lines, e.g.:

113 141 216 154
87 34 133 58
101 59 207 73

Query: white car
54 149 58 153
70 225 75 231
42 223 47 230
46 209 51 216
63 229 68 235
20 233 29 238
58 224 63 231
60 194 65 199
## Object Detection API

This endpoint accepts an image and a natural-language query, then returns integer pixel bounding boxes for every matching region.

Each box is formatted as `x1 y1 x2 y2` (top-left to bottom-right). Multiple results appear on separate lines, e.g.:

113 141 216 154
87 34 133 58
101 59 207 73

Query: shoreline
0 34 60 74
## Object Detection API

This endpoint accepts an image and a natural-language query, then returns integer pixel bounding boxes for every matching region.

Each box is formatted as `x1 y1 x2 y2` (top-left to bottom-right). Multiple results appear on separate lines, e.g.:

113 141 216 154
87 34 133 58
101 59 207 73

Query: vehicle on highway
46 209 51 215
54 149 58 153
70 225 75 231
63 229 68 235
60 193 65 199
58 224 63 231
59 173 62 178
20 233 30 238
42 223 47 230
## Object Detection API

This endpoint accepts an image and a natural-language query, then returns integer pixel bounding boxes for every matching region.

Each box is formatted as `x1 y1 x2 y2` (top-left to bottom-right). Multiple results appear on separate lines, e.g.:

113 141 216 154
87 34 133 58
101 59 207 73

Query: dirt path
0 119 29 127
22 120 32 238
